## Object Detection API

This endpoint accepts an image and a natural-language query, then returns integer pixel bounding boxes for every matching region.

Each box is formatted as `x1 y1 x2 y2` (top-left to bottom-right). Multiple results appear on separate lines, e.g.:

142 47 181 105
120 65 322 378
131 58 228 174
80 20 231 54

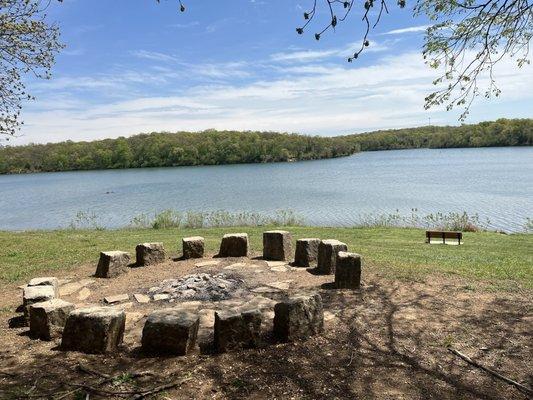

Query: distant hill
0 118 531 174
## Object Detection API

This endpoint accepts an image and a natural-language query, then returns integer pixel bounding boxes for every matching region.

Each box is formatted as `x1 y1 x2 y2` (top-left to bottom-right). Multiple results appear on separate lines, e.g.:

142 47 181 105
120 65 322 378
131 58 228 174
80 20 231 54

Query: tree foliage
0 0 62 137
0 119 530 174
297 0 532 119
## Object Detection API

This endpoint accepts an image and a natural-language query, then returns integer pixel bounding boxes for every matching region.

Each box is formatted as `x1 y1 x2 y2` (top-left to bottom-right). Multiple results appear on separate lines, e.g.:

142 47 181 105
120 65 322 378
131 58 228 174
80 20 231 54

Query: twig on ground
76 364 112 380
130 376 192 400
68 383 136 397
77 363 154 382
448 347 533 397
347 349 355 366
54 388 80 400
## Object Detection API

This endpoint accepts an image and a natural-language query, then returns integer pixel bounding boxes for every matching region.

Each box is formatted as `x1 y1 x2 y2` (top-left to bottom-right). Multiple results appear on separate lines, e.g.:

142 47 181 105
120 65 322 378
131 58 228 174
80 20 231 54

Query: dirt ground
0 250 532 400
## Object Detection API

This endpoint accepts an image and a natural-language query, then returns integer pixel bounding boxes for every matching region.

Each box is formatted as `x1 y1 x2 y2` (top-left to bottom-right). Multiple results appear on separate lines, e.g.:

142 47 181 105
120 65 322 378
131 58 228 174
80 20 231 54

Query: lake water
1 147 532 232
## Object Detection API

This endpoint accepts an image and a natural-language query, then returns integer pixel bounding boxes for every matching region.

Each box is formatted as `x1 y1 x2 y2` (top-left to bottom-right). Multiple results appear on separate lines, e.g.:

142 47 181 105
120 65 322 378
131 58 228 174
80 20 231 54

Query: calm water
1 147 532 232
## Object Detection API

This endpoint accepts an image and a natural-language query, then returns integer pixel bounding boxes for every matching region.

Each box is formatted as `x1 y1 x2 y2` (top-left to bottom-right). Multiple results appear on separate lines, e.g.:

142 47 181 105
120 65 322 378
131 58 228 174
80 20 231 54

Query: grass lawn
0 227 531 289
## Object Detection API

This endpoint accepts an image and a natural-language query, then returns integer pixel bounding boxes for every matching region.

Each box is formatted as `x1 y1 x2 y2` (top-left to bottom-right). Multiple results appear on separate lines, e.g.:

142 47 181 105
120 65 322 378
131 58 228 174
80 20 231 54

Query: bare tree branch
297 0 532 119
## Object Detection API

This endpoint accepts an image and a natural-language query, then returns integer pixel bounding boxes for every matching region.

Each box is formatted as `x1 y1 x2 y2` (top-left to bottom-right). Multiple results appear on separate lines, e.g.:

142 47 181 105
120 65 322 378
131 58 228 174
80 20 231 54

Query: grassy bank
0 227 531 290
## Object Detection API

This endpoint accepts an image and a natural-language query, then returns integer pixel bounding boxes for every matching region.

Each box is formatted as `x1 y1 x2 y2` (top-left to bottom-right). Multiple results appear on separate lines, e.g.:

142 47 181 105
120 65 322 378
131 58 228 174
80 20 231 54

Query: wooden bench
426 230 462 245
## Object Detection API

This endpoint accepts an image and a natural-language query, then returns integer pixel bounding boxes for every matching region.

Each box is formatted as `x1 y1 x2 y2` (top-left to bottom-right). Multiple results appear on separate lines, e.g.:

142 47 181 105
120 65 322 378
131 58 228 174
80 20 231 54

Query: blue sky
17 0 533 144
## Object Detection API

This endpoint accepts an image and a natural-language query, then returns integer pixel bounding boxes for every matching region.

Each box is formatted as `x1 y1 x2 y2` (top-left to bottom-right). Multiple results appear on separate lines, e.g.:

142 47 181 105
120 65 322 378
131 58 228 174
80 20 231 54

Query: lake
1 147 531 232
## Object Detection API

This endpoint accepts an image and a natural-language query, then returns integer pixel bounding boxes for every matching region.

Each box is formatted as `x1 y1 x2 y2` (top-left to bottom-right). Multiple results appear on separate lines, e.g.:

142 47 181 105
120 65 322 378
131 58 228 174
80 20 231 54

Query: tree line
0 118 530 174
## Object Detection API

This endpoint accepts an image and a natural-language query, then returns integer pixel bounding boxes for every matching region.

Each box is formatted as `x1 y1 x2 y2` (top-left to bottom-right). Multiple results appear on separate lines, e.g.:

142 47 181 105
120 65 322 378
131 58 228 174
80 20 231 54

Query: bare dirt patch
0 251 531 399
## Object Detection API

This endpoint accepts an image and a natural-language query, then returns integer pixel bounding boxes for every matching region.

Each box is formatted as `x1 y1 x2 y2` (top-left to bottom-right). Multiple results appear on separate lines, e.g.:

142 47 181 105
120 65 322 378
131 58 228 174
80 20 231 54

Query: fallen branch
130 376 192 400
54 388 80 400
76 364 111 380
448 347 533 397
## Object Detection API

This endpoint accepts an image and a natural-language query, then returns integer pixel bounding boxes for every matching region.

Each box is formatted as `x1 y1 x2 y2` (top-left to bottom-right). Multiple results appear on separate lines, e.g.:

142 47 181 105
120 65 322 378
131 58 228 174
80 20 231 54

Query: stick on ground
448 347 533 397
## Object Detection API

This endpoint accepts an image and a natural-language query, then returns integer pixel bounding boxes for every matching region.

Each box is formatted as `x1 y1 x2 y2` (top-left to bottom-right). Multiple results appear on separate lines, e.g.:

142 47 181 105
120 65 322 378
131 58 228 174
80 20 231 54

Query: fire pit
147 273 247 302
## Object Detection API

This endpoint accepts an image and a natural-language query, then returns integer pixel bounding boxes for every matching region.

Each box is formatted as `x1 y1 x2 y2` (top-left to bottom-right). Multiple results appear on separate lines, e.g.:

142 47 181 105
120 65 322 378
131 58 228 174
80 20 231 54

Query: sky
14 0 533 145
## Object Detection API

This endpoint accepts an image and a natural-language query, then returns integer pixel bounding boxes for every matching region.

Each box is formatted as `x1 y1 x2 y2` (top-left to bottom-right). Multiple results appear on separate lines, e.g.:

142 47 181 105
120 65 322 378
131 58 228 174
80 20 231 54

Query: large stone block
28 277 59 297
182 236 205 259
61 307 126 354
23 285 56 320
263 230 292 261
273 294 324 342
136 242 166 266
316 239 348 274
294 238 320 267
95 251 131 278
29 299 75 340
218 233 249 257
335 251 362 289
214 309 262 353
141 309 199 355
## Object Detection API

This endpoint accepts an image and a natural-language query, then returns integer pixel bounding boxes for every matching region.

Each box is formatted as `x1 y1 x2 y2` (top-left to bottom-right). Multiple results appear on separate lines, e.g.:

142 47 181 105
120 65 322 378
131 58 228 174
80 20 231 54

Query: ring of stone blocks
95 251 131 278
61 307 126 354
182 236 205 259
335 251 362 289
141 309 200 356
316 239 348 275
263 230 293 261
136 242 166 266
218 233 249 257
294 238 321 267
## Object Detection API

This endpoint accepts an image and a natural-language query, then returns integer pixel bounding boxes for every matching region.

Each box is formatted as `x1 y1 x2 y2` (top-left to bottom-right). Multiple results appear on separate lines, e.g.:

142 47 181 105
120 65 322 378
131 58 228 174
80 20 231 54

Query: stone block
104 294 129 304
141 309 200 355
136 242 166 266
23 286 56 320
218 233 249 257
61 307 126 353
133 293 150 303
182 236 205 259
153 294 170 301
28 277 59 297
316 239 348 274
214 309 262 352
273 294 324 342
263 230 292 261
294 238 320 267
95 251 131 278
335 251 362 289
29 299 75 340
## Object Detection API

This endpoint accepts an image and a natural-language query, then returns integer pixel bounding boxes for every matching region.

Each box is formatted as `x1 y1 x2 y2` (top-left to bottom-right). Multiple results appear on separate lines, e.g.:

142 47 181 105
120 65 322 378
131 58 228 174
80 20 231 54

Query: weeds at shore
356 209 491 232
128 209 306 229
67 208 528 233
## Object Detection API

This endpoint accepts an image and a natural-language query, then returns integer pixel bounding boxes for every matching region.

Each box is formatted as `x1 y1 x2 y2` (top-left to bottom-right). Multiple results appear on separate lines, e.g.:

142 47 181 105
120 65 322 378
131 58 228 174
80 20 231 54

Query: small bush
152 210 182 229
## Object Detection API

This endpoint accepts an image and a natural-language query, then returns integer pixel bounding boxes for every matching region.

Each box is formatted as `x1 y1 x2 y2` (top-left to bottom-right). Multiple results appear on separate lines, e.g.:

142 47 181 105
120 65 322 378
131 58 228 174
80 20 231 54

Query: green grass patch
0 227 531 289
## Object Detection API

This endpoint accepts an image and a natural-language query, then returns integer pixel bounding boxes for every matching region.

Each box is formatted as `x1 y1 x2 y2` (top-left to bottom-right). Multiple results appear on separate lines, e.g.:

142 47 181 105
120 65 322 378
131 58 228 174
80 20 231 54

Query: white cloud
271 40 388 63
168 21 200 29
383 25 429 35
17 48 533 145
130 50 179 63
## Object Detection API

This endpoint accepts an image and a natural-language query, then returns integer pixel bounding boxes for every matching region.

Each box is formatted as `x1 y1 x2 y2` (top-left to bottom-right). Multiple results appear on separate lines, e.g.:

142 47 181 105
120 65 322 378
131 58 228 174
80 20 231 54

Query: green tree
0 0 63 137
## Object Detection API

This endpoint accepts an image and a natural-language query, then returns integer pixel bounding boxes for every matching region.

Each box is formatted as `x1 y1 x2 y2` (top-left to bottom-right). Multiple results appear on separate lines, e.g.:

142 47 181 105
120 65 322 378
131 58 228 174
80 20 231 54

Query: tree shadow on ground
0 277 531 399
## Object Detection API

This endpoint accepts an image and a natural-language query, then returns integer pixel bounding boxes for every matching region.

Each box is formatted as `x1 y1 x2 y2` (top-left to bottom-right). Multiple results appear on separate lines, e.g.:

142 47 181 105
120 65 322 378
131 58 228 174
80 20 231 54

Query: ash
148 273 245 302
